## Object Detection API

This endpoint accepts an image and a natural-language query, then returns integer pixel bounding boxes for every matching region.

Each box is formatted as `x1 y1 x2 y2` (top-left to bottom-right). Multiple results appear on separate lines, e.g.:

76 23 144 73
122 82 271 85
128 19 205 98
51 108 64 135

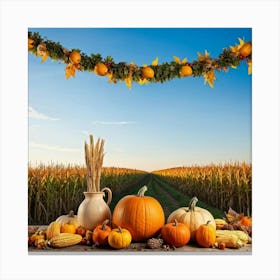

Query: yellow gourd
46 221 61 240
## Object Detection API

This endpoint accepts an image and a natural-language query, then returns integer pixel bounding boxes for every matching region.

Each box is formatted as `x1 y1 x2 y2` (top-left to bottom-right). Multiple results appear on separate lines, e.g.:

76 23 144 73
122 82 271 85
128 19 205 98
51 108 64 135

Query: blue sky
28 28 252 171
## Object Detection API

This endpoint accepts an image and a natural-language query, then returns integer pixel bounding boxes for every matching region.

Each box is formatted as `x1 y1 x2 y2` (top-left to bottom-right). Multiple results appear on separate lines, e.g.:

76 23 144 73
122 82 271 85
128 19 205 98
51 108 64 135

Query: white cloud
28 106 59 120
29 142 80 153
92 121 135 126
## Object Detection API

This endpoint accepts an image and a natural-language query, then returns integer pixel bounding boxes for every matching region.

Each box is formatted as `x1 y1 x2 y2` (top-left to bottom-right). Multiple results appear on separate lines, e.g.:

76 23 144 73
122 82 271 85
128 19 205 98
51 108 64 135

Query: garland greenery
28 31 252 88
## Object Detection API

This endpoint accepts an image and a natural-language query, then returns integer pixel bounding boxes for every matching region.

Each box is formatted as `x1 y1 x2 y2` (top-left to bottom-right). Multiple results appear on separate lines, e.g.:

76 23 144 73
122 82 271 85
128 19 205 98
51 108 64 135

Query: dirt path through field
145 174 180 218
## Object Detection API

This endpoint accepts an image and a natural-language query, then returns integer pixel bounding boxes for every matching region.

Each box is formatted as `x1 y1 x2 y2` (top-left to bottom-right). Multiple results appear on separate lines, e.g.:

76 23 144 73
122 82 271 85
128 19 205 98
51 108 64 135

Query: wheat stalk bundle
84 134 105 192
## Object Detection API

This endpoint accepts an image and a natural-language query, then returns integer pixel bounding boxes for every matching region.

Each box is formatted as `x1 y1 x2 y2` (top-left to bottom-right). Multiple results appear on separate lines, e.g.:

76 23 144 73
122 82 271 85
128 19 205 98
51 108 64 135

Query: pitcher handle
101 187 112 206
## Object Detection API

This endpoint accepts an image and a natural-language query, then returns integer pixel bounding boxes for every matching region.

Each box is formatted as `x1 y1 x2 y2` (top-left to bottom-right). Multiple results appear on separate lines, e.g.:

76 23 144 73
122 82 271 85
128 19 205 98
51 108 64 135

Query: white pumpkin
56 210 79 228
167 197 216 241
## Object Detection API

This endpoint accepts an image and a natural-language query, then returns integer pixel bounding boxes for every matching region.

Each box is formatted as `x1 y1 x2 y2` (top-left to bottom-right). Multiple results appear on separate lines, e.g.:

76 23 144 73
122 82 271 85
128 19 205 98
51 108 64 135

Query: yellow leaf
125 77 133 89
138 78 148 85
238 38 245 47
198 50 210 62
151 57 158 66
65 64 75 79
230 38 246 55
173 56 187 64
247 61 252 75
173 56 181 64
181 58 187 64
41 52 49 62
230 45 240 54
107 73 115 83
143 64 147 67
203 70 216 88
65 69 71 80
231 64 237 69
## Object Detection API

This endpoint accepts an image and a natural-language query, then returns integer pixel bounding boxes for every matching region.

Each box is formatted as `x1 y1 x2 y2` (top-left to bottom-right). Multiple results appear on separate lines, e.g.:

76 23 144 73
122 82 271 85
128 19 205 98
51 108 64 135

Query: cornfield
29 162 252 225
153 162 252 216
28 163 146 225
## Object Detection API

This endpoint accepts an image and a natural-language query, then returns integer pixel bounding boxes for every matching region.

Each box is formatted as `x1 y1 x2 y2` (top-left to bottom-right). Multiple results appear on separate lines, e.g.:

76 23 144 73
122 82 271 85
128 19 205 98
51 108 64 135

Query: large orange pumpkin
112 186 165 242
167 197 215 241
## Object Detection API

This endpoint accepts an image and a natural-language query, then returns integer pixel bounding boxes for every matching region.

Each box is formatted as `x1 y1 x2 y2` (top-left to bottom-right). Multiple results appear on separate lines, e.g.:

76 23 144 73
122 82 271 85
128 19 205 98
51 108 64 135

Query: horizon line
28 160 252 173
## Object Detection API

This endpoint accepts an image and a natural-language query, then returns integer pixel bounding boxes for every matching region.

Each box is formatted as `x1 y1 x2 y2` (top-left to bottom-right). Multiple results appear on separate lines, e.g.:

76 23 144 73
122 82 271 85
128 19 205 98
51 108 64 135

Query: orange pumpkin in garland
112 186 165 242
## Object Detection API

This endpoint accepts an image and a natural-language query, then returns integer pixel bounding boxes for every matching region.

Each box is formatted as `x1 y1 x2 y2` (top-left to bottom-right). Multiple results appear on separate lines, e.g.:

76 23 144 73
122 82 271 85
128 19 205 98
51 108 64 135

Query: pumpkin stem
101 219 109 231
117 226 123 233
206 220 211 226
173 219 178 227
188 197 198 212
137 186 148 197
68 210 75 217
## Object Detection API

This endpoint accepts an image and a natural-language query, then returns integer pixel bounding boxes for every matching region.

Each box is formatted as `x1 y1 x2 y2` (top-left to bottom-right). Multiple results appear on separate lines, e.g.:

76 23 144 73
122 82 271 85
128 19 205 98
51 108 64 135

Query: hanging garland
28 32 252 88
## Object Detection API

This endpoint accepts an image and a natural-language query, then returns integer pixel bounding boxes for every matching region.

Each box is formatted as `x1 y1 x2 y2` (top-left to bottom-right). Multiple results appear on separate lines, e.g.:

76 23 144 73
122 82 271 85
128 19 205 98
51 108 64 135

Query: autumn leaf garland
28 31 252 88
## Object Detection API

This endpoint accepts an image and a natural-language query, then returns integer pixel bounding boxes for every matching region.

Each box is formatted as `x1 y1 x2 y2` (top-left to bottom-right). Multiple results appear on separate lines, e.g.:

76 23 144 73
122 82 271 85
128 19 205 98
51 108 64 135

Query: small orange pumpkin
196 220 216 248
92 219 111 246
112 186 165 241
240 216 252 227
161 219 190 247
61 221 76 234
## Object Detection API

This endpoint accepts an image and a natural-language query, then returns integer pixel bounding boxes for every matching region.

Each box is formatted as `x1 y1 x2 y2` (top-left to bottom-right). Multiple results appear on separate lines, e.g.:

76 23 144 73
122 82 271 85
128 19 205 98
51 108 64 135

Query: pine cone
146 238 164 249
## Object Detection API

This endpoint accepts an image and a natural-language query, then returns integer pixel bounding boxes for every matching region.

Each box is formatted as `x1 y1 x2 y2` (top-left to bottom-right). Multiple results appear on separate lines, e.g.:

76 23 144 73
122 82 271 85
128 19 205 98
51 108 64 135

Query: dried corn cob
215 230 248 248
215 234 243 249
215 219 228 229
216 230 251 244
48 233 82 248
